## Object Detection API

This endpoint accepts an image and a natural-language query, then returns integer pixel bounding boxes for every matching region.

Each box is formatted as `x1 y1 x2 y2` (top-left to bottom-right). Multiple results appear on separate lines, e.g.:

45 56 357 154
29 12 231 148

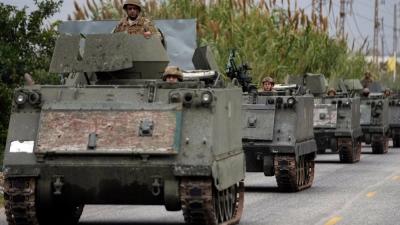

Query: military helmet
163 66 183 81
262 77 274 85
123 0 142 10
365 70 371 75
363 88 370 93
327 88 336 95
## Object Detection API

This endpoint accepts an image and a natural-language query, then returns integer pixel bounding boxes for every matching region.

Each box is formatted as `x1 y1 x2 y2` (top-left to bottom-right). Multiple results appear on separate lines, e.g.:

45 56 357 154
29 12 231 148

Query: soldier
261 77 277 92
384 88 391 98
112 0 159 39
327 88 336 96
163 66 183 82
360 70 375 83
361 88 370 97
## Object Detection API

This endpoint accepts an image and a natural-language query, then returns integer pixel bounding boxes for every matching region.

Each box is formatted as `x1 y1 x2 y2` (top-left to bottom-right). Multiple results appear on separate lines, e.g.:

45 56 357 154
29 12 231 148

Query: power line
346 17 364 47
351 10 366 40
332 1 396 30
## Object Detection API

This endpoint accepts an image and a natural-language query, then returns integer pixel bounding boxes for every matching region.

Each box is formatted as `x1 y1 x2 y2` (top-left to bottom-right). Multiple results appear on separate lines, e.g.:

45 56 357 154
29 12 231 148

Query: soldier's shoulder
143 17 156 24
116 17 128 25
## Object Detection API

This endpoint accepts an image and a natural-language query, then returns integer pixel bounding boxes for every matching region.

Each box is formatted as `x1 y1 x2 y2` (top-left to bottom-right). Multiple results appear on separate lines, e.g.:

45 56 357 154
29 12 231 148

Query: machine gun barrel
226 49 256 93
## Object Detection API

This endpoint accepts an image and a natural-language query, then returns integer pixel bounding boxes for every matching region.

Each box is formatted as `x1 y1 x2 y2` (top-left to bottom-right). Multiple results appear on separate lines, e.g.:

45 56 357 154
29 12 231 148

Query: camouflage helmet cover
262 77 274 84
163 66 183 81
365 70 371 75
327 88 336 95
123 0 142 10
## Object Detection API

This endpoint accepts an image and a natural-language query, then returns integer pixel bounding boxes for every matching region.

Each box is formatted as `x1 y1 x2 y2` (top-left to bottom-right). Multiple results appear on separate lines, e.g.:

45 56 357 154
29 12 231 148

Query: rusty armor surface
313 104 338 128
36 102 182 154
112 17 158 35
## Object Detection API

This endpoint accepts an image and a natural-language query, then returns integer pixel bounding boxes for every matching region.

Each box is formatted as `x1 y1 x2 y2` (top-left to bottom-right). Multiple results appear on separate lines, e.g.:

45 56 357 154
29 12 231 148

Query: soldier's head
365 70 371 78
163 66 183 82
327 88 336 96
384 88 391 97
363 88 370 96
262 77 274 91
123 0 141 19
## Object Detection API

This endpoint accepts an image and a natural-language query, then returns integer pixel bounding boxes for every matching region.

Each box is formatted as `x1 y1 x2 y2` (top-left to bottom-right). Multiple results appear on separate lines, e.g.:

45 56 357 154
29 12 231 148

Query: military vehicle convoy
309 77 362 163
3 33 245 224
227 55 317 192
359 82 390 153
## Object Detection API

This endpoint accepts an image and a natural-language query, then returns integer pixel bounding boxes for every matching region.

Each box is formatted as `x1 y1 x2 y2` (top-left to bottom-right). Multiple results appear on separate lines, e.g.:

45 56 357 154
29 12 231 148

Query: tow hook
151 177 162 196
53 175 65 195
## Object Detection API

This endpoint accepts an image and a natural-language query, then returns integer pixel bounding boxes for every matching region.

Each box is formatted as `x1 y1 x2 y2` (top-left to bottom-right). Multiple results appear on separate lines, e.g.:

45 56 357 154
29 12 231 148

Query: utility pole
313 0 324 31
381 17 385 64
394 4 398 82
373 0 379 69
339 0 353 40
394 4 398 57
339 0 345 39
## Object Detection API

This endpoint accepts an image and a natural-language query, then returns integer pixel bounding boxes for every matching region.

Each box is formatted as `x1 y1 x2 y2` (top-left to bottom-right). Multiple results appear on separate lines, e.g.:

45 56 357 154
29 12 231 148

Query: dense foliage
71 0 372 86
0 0 63 165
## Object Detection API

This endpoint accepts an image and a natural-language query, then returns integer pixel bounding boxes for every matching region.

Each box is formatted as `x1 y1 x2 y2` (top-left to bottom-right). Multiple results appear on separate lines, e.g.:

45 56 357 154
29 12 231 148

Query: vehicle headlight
377 101 383 107
184 92 193 103
14 93 27 105
169 93 181 103
28 91 41 105
287 97 295 107
201 91 212 104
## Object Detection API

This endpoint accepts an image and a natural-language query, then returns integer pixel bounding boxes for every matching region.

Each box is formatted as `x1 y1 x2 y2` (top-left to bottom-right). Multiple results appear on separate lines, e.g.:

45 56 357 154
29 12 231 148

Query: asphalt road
1 143 400 225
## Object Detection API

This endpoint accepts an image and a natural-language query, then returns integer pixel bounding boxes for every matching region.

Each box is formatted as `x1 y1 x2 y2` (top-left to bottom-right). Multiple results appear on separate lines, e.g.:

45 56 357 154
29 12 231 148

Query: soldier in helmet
163 66 183 82
360 70 375 83
384 88 391 98
327 88 336 96
361 88 370 97
112 0 159 39
261 77 277 92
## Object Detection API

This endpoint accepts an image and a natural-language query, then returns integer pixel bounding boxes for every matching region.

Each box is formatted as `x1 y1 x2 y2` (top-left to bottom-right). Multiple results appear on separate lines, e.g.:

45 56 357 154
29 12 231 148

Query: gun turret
226 49 257 93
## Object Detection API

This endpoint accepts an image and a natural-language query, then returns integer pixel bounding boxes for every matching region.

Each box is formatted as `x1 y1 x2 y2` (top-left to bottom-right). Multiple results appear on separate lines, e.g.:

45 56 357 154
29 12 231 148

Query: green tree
0 0 63 165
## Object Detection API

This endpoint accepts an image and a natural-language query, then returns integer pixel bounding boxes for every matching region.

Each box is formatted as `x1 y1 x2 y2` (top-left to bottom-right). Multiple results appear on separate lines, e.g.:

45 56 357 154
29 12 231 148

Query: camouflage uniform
112 17 159 35
360 70 375 83
360 76 375 83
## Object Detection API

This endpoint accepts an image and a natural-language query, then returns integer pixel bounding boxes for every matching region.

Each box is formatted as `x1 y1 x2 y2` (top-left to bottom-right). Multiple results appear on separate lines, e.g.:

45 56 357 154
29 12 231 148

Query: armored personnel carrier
227 55 317 192
310 77 362 163
388 93 400 147
359 82 390 153
3 32 245 224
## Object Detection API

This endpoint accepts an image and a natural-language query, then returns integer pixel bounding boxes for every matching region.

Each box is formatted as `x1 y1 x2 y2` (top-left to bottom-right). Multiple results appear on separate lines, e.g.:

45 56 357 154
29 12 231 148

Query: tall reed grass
70 0 390 88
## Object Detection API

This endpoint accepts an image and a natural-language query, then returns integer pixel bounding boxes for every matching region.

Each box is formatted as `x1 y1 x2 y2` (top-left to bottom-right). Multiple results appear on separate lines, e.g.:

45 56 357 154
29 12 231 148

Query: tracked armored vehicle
359 82 390 153
227 55 317 192
310 77 362 163
3 32 245 224
388 94 400 147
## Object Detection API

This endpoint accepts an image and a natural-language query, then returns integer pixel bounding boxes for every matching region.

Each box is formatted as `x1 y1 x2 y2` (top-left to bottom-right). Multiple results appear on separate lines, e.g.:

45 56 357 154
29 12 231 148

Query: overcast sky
2 0 399 56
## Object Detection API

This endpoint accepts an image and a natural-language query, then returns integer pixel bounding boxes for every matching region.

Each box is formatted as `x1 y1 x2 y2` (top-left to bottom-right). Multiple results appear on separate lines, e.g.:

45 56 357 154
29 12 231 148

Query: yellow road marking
325 217 342 225
366 191 377 197
392 176 399 180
